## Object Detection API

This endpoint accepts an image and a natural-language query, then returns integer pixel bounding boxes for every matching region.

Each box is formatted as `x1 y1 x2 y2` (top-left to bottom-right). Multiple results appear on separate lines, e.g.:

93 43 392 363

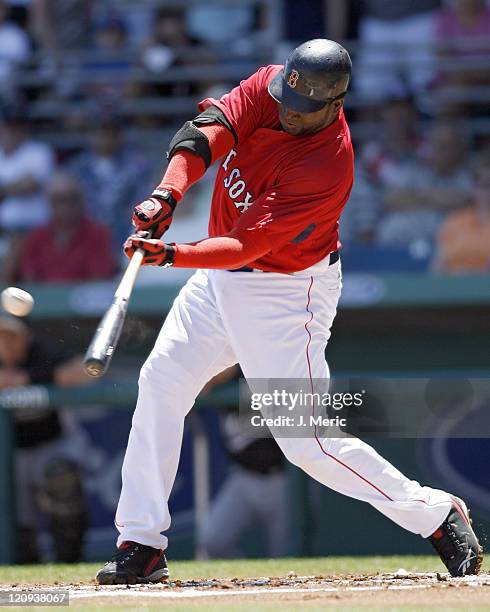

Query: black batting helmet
268 39 352 114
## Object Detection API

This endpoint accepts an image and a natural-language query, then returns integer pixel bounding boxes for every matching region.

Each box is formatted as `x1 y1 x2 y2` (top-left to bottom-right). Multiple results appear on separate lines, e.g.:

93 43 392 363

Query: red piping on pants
304 276 394 502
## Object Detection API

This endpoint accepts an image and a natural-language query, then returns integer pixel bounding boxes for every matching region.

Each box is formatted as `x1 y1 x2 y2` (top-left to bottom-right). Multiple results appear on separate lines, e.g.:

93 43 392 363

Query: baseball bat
83 243 148 378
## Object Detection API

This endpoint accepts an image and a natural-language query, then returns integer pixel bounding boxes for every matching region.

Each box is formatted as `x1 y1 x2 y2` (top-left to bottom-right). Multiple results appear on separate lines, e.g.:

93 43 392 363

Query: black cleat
428 497 483 577
96 541 169 585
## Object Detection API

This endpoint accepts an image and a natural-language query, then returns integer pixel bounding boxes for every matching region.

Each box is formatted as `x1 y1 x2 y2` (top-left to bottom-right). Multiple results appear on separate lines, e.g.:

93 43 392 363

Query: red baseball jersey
198 65 354 273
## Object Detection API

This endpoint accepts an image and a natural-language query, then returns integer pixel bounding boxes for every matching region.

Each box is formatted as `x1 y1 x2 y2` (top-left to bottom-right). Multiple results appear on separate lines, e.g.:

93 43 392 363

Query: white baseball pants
115 256 452 550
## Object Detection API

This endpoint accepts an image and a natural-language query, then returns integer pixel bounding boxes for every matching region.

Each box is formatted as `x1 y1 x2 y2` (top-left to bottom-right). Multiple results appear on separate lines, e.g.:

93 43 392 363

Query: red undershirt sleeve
156 123 235 201
172 226 271 269
150 117 269 269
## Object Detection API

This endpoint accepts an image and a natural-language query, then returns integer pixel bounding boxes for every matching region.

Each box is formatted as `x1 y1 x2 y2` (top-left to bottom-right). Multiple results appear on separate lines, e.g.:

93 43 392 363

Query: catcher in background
0 315 89 563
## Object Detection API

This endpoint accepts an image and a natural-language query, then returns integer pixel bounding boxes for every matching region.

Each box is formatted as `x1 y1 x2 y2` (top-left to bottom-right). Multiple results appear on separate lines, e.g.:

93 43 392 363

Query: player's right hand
132 189 178 239
123 234 175 267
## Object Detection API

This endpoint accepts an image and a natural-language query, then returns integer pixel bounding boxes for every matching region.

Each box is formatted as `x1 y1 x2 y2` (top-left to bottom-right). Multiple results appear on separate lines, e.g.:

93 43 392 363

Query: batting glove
132 189 177 239
123 233 176 267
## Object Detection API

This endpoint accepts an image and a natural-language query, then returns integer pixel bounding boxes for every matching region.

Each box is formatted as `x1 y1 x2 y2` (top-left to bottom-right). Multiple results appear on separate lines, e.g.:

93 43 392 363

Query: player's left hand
123 233 175 267
132 189 178 239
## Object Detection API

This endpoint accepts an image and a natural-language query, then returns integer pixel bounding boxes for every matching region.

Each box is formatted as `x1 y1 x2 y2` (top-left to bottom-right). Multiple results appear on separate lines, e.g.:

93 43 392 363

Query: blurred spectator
0 0 30 102
4 1 29 27
30 0 92 55
18 171 116 283
141 7 211 99
281 0 355 44
276 0 358 70
340 162 380 245
0 314 89 563
361 94 422 189
376 122 472 247
187 1 275 60
355 0 441 102
145 6 195 52
83 15 133 102
120 4 154 49
197 367 288 559
433 150 490 273
187 3 254 46
435 0 490 74
30 0 93 99
0 104 54 232
70 113 152 247
434 0 490 116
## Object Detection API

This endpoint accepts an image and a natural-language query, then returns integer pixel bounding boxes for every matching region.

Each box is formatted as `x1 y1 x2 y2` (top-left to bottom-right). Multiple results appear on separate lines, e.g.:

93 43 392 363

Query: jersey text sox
222 149 254 212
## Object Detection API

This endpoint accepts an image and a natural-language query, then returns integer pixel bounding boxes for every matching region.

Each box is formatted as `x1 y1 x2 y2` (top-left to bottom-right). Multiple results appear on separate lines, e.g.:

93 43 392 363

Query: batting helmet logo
287 70 299 88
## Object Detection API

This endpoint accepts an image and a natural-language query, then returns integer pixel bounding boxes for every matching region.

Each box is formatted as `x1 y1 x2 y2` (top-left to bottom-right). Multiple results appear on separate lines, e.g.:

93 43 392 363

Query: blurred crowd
1 0 490 284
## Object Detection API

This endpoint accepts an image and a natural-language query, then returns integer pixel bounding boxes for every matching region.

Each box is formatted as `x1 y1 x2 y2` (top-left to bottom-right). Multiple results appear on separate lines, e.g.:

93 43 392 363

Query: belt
228 250 339 273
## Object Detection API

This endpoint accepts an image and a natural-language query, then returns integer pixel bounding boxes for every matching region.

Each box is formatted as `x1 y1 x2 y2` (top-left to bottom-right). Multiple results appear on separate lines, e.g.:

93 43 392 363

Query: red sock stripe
304 276 394 503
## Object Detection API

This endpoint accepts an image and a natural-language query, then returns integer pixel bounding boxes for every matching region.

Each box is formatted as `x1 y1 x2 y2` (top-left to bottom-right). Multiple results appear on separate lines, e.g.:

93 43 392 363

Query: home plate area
64 571 490 607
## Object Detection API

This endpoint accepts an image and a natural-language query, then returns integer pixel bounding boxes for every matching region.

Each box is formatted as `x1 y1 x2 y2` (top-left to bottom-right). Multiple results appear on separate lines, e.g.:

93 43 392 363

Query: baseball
1 287 34 317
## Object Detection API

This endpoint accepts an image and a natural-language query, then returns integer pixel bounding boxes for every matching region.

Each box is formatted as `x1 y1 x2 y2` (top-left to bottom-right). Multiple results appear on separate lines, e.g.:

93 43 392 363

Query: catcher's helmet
268 39 352 114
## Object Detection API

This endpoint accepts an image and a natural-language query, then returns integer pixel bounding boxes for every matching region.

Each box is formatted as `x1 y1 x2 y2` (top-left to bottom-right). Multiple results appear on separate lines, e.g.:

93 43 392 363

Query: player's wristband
151 189 178 210
159 243 176 268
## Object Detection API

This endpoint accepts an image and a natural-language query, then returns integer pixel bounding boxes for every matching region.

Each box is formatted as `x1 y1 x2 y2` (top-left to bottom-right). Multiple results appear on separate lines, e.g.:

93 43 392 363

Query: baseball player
96 40 483 584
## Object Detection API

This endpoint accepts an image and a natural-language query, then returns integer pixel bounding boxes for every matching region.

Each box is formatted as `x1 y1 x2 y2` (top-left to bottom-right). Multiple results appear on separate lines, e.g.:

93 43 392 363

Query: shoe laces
432 518 466 558
446 523 466 553
112 541 140 565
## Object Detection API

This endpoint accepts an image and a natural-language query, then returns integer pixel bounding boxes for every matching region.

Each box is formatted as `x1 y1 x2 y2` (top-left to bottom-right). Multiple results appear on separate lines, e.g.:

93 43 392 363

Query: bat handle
116 227 156 297
114 247 146 301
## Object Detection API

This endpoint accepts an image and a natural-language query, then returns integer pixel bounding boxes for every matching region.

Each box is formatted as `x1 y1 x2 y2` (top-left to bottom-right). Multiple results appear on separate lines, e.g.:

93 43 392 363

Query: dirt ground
4 571 490 610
